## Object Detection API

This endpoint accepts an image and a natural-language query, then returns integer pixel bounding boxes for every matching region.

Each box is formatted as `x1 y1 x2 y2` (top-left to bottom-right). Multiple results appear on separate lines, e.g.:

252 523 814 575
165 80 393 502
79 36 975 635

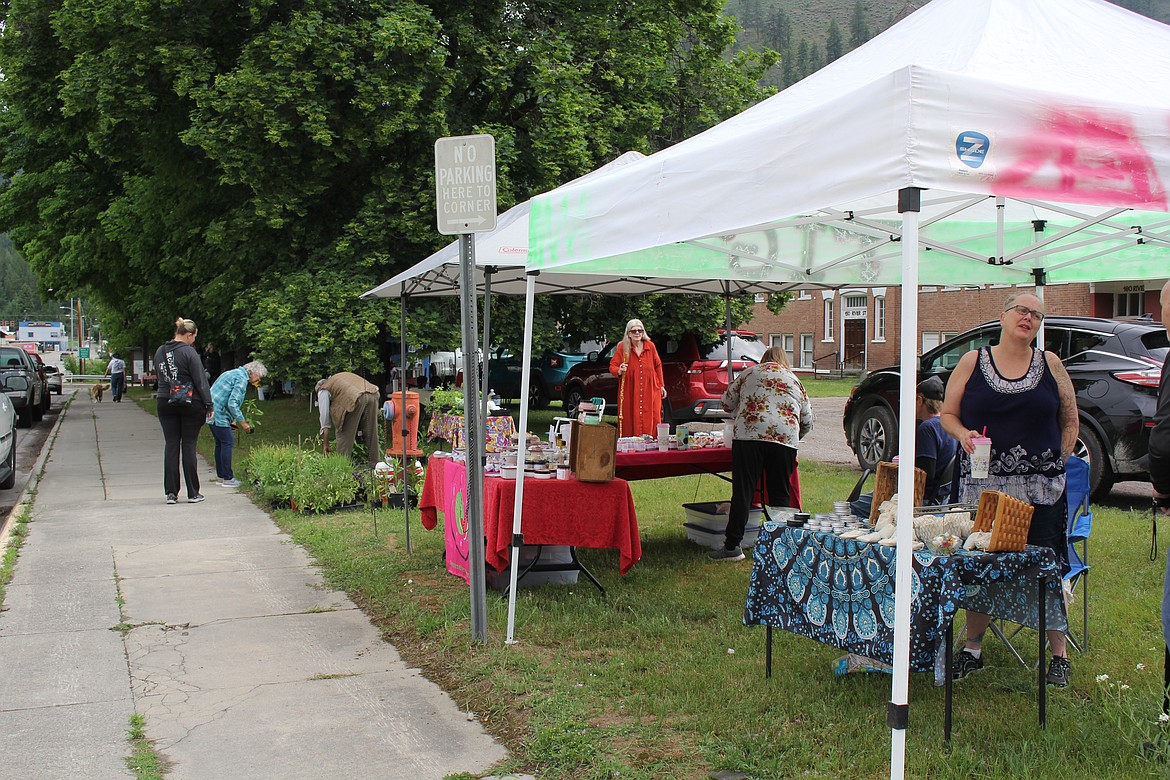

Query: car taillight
548 357 561 368
1112 367 1162 387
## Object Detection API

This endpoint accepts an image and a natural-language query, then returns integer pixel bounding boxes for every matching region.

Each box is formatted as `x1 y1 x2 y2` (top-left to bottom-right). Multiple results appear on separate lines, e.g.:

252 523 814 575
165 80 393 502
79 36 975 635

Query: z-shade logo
956 131 990 169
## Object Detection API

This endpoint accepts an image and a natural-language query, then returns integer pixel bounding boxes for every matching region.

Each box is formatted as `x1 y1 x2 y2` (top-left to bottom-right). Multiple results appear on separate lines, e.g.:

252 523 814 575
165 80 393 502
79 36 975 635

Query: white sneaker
221 478 241 488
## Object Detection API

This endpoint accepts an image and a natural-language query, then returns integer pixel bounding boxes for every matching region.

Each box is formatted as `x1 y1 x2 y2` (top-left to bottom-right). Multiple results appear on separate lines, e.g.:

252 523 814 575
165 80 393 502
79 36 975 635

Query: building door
843 320 866 369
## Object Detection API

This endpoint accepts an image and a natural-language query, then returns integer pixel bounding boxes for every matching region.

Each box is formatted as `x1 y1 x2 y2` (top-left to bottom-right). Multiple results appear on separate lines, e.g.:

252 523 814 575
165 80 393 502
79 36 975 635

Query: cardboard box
569 420 616 482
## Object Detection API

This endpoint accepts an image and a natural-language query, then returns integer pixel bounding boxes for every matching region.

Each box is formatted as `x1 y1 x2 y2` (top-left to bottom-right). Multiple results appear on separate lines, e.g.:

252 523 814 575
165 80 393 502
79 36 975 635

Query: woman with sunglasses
941 290 1079 688
609 319 666 437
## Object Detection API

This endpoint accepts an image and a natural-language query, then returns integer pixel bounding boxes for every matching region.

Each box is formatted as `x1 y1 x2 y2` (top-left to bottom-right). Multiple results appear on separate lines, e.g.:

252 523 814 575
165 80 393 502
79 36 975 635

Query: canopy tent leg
506 272 539 644
401 294 412 554
889 187 922 780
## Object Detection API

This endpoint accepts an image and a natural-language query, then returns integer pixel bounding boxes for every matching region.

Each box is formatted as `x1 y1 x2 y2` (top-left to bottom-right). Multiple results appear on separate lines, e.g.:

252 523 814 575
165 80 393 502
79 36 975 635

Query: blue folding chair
1064 454 1093 652
958 455 1092 665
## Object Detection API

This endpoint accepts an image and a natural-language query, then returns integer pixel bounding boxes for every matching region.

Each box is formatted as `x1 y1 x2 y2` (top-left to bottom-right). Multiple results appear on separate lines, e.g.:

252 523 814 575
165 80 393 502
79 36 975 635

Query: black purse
163 348 194 406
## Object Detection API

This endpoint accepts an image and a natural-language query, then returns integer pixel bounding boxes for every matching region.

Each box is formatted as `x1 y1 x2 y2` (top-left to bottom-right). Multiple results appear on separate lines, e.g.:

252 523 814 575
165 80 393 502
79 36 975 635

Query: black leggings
158 400 205 498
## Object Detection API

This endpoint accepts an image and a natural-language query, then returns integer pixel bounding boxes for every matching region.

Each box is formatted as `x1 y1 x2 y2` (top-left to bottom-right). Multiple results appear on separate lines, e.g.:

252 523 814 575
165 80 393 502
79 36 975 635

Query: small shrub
245 445 360 512
289 453 360 513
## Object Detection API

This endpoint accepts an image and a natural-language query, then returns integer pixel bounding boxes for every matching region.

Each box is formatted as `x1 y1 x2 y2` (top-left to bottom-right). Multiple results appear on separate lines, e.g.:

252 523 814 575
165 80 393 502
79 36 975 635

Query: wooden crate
569 420 617 482
870 461 926 522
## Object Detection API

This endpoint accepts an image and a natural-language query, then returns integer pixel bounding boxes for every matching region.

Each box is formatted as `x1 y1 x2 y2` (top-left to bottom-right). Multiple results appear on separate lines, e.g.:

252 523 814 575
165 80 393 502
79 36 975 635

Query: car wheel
854 405 897 471
42 392 51 413
32 398 43 422
0 435 15 490
1073 423 1113 500
16 405 32 429
563 385 585 417
528 380 549 410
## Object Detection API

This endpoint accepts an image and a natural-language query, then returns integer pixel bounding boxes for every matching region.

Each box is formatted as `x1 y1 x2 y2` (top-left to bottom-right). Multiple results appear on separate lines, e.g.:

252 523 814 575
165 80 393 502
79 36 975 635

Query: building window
922 332 941 352
823 299 835 341
797 291 812 300
782 334 795 366
754 292 767 303
1114 292 1143 318
800 334 813 368
873 297 886 341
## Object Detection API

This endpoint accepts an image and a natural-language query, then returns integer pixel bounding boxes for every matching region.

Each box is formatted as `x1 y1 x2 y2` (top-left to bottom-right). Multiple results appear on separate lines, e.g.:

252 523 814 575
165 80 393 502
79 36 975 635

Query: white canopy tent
523 0 1170 775
361 150 826 650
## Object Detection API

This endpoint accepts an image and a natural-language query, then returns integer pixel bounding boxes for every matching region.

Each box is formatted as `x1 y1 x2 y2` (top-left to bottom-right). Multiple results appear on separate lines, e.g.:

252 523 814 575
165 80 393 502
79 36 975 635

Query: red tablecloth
613 446 801 507
615 447 732 480
420 458 642 577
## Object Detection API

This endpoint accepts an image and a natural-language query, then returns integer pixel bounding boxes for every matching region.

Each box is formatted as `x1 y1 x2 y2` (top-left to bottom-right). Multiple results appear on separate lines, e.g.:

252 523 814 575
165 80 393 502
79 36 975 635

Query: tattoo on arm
1050 356 1078 458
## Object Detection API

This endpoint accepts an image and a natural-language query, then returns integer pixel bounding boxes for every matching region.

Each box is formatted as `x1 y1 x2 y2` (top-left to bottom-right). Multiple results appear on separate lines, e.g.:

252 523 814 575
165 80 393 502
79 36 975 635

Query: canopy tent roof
361 152 827 299
527 0 1170 285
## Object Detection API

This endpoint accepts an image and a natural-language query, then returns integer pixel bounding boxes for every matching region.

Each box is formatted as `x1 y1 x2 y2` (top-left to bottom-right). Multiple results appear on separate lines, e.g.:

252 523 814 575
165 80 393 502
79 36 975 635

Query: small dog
90 383 110 402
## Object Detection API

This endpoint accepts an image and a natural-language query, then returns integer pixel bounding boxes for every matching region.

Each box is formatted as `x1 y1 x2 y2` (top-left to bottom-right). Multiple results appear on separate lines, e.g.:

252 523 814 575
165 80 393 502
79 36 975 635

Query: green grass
129 386 1170 779
125 714 166 778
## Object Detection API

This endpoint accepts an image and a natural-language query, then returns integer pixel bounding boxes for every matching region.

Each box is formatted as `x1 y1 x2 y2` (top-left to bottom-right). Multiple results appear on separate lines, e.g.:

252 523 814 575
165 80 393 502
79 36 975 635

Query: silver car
43 364 63 395
0 378 20 489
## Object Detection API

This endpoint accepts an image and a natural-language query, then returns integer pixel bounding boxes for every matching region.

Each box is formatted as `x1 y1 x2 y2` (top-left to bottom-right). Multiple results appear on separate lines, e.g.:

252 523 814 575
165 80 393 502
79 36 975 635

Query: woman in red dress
609 319 666 437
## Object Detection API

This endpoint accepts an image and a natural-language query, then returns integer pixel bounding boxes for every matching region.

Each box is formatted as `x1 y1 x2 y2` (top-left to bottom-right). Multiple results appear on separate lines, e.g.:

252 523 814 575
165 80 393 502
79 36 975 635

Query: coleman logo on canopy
956 131 990 168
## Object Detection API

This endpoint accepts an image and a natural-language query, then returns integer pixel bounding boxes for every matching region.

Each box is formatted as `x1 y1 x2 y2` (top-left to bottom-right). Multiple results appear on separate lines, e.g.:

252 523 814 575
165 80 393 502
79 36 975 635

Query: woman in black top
154 317 213 504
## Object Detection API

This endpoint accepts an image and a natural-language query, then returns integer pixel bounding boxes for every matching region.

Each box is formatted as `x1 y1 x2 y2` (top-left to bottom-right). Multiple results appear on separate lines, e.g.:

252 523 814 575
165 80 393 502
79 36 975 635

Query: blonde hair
621 319 649 358
761 346 791 369
174 317 197 337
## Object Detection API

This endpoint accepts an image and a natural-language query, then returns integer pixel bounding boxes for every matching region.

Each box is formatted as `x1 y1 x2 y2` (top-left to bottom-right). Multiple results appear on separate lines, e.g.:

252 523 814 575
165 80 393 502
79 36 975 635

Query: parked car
561 331 766 426
25 351 52 412
43 364 63 395
0 346 46 428
842 315 1169 498
486 346 591 409
0 379 17 489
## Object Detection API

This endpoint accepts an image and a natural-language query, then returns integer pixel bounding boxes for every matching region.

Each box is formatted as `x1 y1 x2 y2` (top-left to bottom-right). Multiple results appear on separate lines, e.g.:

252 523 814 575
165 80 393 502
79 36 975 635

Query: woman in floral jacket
710 347 814 561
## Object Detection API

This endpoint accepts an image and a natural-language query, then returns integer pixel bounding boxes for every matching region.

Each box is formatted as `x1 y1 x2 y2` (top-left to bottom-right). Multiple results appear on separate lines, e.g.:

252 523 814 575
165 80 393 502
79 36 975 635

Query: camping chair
965 455 1093 666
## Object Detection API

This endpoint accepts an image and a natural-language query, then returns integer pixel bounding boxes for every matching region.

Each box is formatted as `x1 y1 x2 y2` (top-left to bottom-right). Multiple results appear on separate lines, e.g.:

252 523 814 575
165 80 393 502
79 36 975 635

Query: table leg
765 626 773 679
945 618 953 741
504 545 607 597
1039 576 1047 728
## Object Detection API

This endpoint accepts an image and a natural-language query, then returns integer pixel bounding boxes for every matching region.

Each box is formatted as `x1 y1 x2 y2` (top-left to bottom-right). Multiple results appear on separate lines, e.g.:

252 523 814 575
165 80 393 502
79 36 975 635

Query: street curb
0 390 75 552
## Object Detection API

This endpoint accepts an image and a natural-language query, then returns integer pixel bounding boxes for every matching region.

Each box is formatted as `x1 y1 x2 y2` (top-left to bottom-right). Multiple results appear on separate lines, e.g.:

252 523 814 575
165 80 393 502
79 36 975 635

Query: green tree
0 0 775 383
826 19 844 62
850 1 871 49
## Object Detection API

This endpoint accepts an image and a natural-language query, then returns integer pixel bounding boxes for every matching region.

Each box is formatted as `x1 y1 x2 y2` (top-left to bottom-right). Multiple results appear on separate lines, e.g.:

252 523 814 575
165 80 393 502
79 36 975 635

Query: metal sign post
435 135 497 643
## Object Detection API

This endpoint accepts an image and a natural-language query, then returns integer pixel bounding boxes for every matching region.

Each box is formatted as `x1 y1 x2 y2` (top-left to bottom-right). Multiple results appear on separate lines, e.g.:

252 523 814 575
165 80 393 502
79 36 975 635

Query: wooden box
569 420 616 483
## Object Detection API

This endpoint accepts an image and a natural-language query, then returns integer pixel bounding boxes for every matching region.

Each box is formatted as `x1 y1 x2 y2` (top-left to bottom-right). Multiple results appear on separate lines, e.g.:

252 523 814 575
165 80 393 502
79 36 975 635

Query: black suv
842 316 1168 499
0 345 46 427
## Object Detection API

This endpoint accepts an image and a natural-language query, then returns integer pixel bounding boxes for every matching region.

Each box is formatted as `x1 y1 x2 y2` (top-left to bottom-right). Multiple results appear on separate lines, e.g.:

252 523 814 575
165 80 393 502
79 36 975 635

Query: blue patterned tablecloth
743 519 1067 684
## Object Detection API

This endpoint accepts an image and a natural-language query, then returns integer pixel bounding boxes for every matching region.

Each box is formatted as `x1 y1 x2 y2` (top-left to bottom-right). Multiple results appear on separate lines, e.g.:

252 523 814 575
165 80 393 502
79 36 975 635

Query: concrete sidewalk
0 396 513 779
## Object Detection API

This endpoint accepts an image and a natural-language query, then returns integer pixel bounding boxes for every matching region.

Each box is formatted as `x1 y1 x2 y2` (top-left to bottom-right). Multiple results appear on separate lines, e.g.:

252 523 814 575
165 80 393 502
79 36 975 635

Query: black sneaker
187 494 205 504
1046 656 1071 688
951 649 984 680
708 546 745 562
165 494 177 505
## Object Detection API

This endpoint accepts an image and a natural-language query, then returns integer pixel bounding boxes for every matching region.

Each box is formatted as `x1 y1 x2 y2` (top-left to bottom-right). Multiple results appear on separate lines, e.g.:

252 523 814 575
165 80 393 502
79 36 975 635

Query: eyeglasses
1005 304 1045 322
628 328 644 334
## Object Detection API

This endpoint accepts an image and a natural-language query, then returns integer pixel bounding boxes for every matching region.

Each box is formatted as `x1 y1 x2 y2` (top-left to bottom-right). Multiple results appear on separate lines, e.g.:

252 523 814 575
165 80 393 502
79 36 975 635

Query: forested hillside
0 235 58 322
726 0 1170 88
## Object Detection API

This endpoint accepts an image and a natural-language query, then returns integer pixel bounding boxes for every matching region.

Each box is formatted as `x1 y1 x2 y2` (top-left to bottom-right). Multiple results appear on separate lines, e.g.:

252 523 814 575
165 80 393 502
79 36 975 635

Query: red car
561 331 765 427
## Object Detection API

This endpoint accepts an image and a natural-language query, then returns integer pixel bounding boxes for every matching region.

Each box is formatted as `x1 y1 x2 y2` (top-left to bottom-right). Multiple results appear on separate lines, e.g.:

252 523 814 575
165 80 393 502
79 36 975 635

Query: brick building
745 279 1167 374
